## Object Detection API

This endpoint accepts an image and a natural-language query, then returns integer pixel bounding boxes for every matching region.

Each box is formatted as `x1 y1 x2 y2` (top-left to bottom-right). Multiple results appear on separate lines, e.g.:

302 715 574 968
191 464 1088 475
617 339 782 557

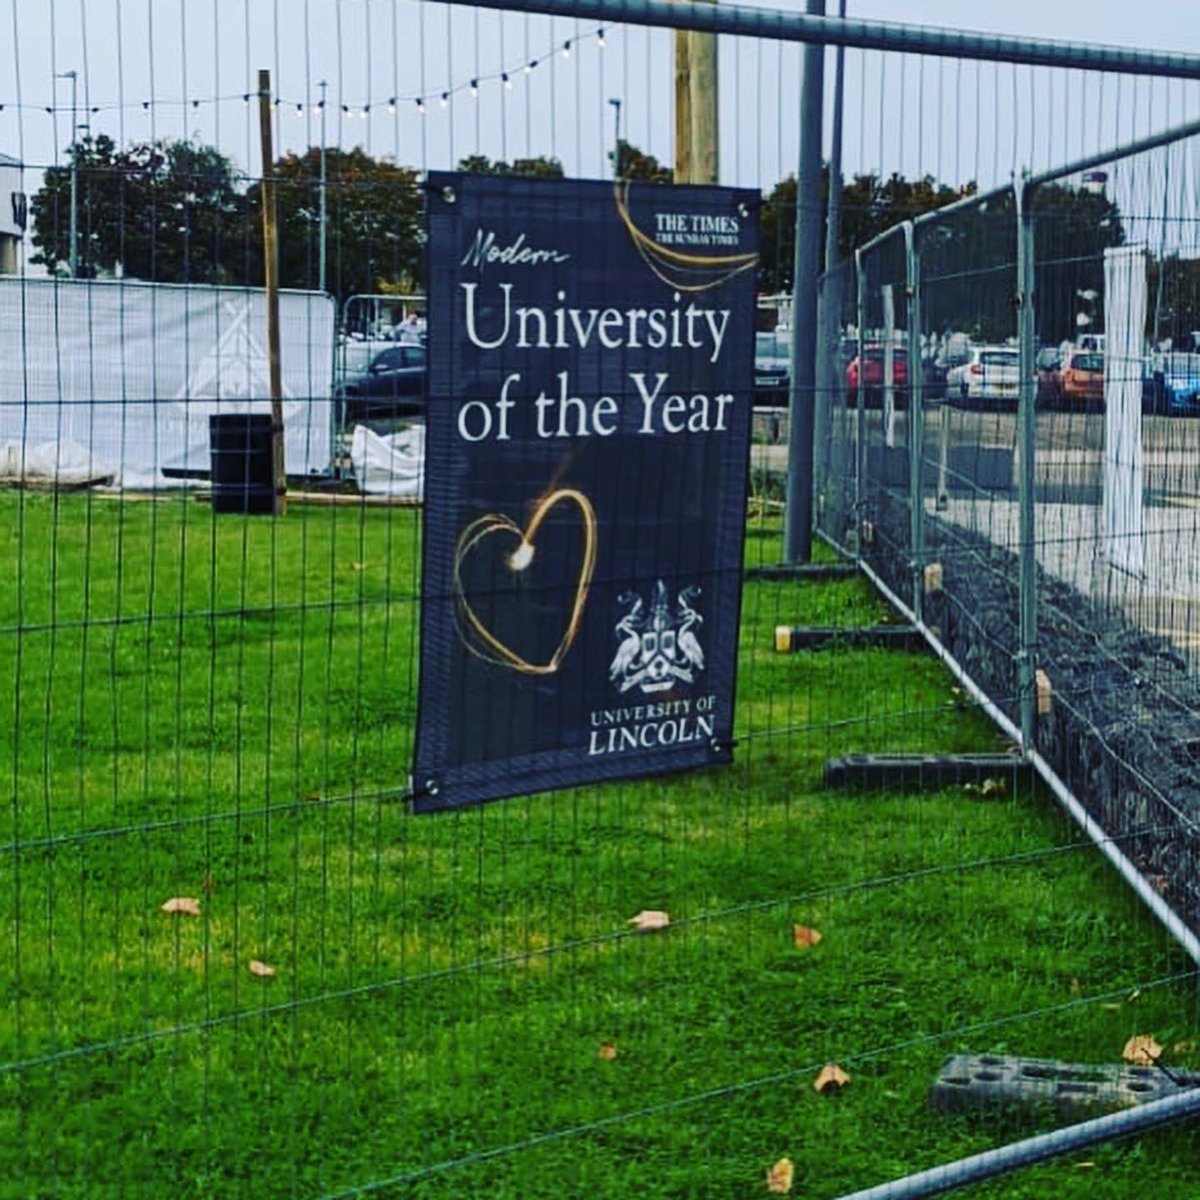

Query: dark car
336 343 426 421
754 331 791 406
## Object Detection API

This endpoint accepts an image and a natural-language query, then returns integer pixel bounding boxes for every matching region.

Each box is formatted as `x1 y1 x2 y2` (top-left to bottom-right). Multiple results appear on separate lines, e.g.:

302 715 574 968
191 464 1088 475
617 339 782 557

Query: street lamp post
318 80 328 295
608 97 622 177
57 69 78 277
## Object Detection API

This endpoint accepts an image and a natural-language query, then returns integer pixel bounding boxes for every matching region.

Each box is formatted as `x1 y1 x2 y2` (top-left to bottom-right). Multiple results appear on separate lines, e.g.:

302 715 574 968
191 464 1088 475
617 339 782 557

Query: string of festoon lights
0 26 608 124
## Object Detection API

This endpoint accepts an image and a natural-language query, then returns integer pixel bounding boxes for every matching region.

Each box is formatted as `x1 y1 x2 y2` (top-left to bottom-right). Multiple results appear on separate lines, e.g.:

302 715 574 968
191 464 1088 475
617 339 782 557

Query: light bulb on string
439 92 449 108
597 28 606 48
415 98 425 115
502 73 512 91
469 79 479 98
524 60 536 74
561 40 571 58
387 98 396 114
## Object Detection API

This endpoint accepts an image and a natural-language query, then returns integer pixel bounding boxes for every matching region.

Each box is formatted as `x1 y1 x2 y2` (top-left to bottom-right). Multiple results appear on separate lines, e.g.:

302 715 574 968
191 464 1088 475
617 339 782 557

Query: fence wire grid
2 2 1200 1198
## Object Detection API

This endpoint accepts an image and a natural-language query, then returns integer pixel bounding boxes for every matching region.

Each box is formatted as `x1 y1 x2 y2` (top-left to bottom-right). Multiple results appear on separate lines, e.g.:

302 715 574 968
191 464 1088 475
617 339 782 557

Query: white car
948 346 1021 407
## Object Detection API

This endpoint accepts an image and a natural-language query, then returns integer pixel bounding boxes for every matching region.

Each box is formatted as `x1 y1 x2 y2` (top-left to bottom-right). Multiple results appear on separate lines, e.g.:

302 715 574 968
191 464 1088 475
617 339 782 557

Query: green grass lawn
1 492 1197 1199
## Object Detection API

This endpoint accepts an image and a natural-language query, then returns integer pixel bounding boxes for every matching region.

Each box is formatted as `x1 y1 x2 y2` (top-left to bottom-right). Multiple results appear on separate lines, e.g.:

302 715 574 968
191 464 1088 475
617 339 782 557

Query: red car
1056 349 1105 409
845 345 909 408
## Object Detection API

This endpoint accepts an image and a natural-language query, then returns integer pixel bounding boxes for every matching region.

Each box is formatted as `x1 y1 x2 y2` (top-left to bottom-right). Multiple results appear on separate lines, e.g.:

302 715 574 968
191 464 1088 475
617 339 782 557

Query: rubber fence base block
823 754 1032 792
774 624 925 652
932 1053 1200 1117
745 562 858 581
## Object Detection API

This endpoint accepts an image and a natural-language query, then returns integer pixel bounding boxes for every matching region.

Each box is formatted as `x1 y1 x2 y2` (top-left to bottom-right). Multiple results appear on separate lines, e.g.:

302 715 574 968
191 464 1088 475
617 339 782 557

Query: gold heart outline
453 487 598 676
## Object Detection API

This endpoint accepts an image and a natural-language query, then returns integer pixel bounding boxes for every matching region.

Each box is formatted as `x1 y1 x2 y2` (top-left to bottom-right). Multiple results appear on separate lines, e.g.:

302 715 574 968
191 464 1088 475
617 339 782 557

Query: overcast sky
5 1 1200 213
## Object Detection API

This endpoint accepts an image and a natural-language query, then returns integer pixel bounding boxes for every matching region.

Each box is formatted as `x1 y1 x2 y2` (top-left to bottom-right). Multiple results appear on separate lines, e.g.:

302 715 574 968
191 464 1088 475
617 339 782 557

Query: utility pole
784 0 826 562
608 97 622 176
318 80 328 295
674 0 718 184
257 69 286 515
57 69 78 277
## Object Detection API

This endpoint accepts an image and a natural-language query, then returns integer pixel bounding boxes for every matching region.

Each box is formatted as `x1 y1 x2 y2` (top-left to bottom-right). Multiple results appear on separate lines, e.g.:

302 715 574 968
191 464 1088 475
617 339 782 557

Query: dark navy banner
413 172 759 812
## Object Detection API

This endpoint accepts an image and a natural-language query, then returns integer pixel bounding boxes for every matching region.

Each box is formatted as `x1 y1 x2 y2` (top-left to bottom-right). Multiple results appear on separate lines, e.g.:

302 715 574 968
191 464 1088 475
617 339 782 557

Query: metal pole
835 1085 1200 1200
57 70 78 278
811 0 845 541
853 247 865 549
905 221 924 623
318 80 328 295
823 0 846 274
443 0 1200 81
784 0 825 563
1015 179 1037 750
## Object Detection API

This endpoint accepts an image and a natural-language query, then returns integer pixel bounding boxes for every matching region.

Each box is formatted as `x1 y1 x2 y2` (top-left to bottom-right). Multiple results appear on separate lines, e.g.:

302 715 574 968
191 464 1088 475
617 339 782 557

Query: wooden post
674 32 692 183
674 4 719 184
688 27 719 185
257 68 286 515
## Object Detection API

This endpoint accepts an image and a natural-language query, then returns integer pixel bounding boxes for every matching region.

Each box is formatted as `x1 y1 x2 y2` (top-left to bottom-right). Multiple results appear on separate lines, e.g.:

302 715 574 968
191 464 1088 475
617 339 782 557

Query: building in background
0 154 26 274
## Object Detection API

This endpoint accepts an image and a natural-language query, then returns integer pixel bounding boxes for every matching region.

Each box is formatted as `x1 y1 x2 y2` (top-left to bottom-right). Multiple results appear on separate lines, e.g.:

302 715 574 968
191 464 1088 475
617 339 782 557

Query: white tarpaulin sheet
0 277 336 488
1103 244 1147 577
349 424 425 498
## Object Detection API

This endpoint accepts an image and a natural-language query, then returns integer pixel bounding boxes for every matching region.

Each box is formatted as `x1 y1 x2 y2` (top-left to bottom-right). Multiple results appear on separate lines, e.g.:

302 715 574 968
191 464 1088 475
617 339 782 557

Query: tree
456 154 564 178
610 139 671 184
247 146 423 301
758 170 968 294
31 135 246 283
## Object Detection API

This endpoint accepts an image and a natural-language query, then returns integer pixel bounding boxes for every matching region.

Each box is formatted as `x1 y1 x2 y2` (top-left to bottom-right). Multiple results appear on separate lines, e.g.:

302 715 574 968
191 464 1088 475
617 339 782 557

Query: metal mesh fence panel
912 189 1023 724
814 255 857 549
0 3 1198 1198
1028 132 1200 936
856 226 914 602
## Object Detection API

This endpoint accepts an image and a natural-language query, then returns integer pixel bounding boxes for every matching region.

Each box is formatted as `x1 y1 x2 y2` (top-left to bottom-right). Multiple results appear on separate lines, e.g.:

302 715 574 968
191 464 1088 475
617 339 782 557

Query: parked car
947 346 1020 407
754 330 791 406
1056 349 1105 409
335 343 427 421
1143 352 1200 415
845 344 908 408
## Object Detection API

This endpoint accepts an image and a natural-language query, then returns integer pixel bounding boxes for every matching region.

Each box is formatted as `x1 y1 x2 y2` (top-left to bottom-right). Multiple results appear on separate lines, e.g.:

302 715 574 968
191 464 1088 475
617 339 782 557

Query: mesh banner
414 172 758 811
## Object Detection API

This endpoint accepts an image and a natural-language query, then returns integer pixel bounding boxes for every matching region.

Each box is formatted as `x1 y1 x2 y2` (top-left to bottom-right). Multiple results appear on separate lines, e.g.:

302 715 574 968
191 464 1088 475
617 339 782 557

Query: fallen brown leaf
628 910 670 932
813 1063 851 1093
979 777 1006 798
765 1158 794 1194
1173 1040 1196 1054
792 924 823 949
598 1042 618 1061
160 897 201 916
248 959 277 978
1122 1034 1162 1065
